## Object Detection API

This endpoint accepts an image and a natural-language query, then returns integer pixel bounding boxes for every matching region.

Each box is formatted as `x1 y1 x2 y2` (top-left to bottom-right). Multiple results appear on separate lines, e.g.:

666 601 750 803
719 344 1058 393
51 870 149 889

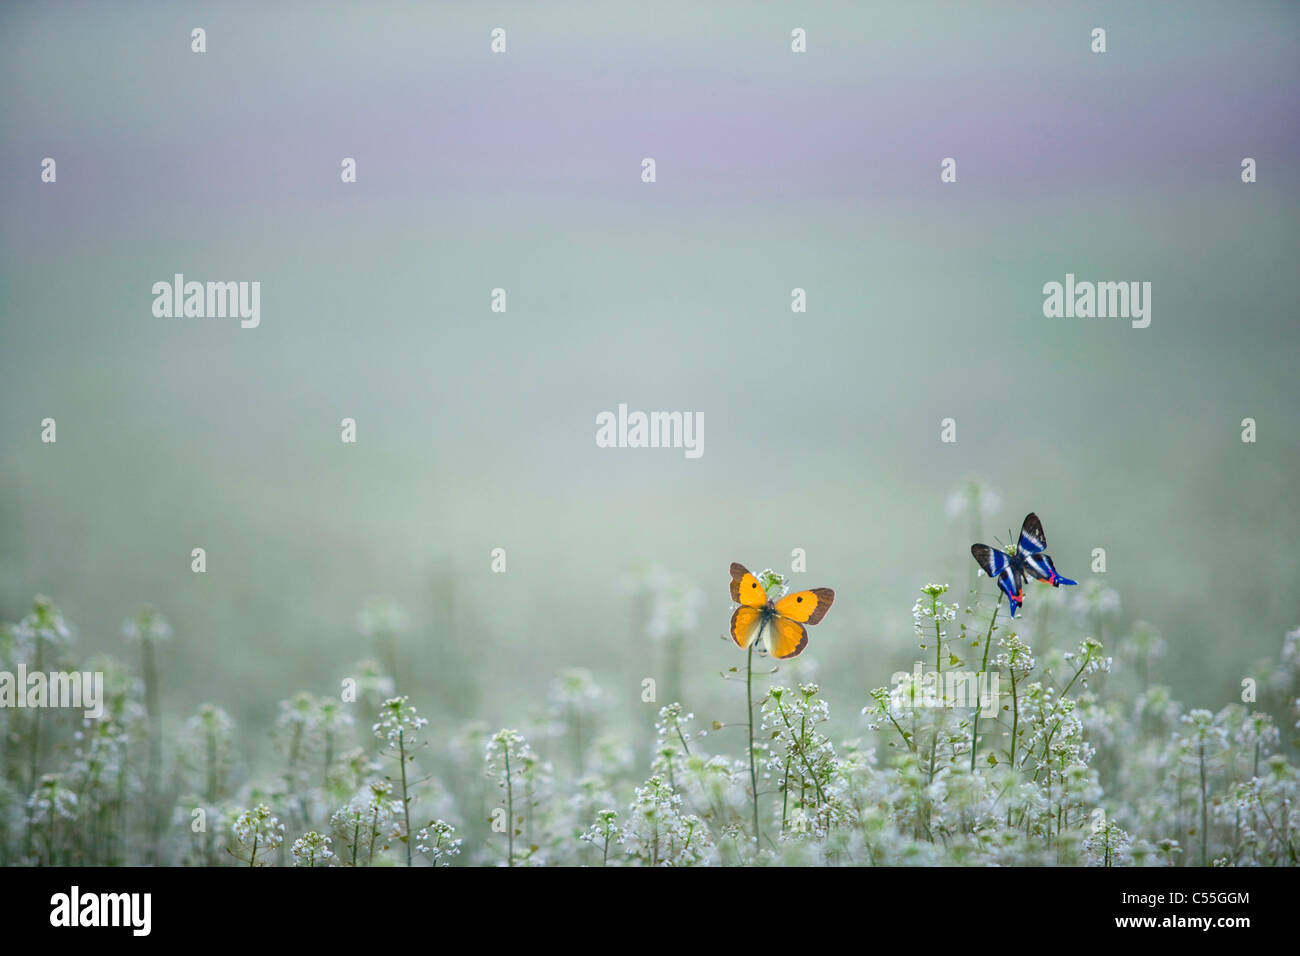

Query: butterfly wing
1000 564 1026 618
764 615 808 659
1018 513 1047 555
773 588 834 625
1022 551 1077 587
730 606 765 649
970 544 1008 579
729 563 768 607
974 544 1024 616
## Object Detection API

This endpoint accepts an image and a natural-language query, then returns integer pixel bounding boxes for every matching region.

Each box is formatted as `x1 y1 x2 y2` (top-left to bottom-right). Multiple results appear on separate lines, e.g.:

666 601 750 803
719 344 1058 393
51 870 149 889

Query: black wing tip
1021 513 1047 546
970 544 996 575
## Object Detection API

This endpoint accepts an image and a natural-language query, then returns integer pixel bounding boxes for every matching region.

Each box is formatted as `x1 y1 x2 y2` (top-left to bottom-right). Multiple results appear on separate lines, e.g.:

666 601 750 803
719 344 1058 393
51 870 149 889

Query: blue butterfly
971 512 1077 618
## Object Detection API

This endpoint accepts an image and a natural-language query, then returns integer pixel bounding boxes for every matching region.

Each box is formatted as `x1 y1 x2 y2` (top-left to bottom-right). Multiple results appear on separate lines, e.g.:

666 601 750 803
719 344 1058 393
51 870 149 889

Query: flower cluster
230 805 285 865
2 571 1299 869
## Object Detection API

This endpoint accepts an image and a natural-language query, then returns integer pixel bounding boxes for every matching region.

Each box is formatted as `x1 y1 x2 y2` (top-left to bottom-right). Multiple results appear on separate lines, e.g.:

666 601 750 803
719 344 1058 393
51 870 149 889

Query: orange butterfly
728 562 835 660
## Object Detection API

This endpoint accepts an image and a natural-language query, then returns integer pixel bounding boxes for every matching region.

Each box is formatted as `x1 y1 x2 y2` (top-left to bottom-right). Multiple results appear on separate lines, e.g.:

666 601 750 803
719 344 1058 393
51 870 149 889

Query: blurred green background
2 2 1297 755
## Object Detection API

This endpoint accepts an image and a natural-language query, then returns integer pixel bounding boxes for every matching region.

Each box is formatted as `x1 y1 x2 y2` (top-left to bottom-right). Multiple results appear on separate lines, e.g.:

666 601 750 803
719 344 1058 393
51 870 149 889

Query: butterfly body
971 513 1077 618
728 563 833 660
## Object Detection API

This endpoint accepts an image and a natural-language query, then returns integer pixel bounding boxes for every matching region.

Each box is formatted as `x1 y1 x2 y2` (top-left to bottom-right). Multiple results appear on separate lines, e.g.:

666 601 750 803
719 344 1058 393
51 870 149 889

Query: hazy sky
2 1 1297 734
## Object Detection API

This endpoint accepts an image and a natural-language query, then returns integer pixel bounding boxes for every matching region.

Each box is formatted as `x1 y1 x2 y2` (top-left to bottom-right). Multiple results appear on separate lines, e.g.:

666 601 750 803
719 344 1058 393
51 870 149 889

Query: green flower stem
775 695 827 806
398 728 412 866
746 641 760 847
504 747 514 867
970 591 1003 771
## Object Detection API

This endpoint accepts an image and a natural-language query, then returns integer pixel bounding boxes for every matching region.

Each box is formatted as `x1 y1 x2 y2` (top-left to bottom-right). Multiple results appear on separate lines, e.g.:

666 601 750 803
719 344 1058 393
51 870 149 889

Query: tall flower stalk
970 591 1004 770
487 729 533 866
746 642 760 845
374 696 427 866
